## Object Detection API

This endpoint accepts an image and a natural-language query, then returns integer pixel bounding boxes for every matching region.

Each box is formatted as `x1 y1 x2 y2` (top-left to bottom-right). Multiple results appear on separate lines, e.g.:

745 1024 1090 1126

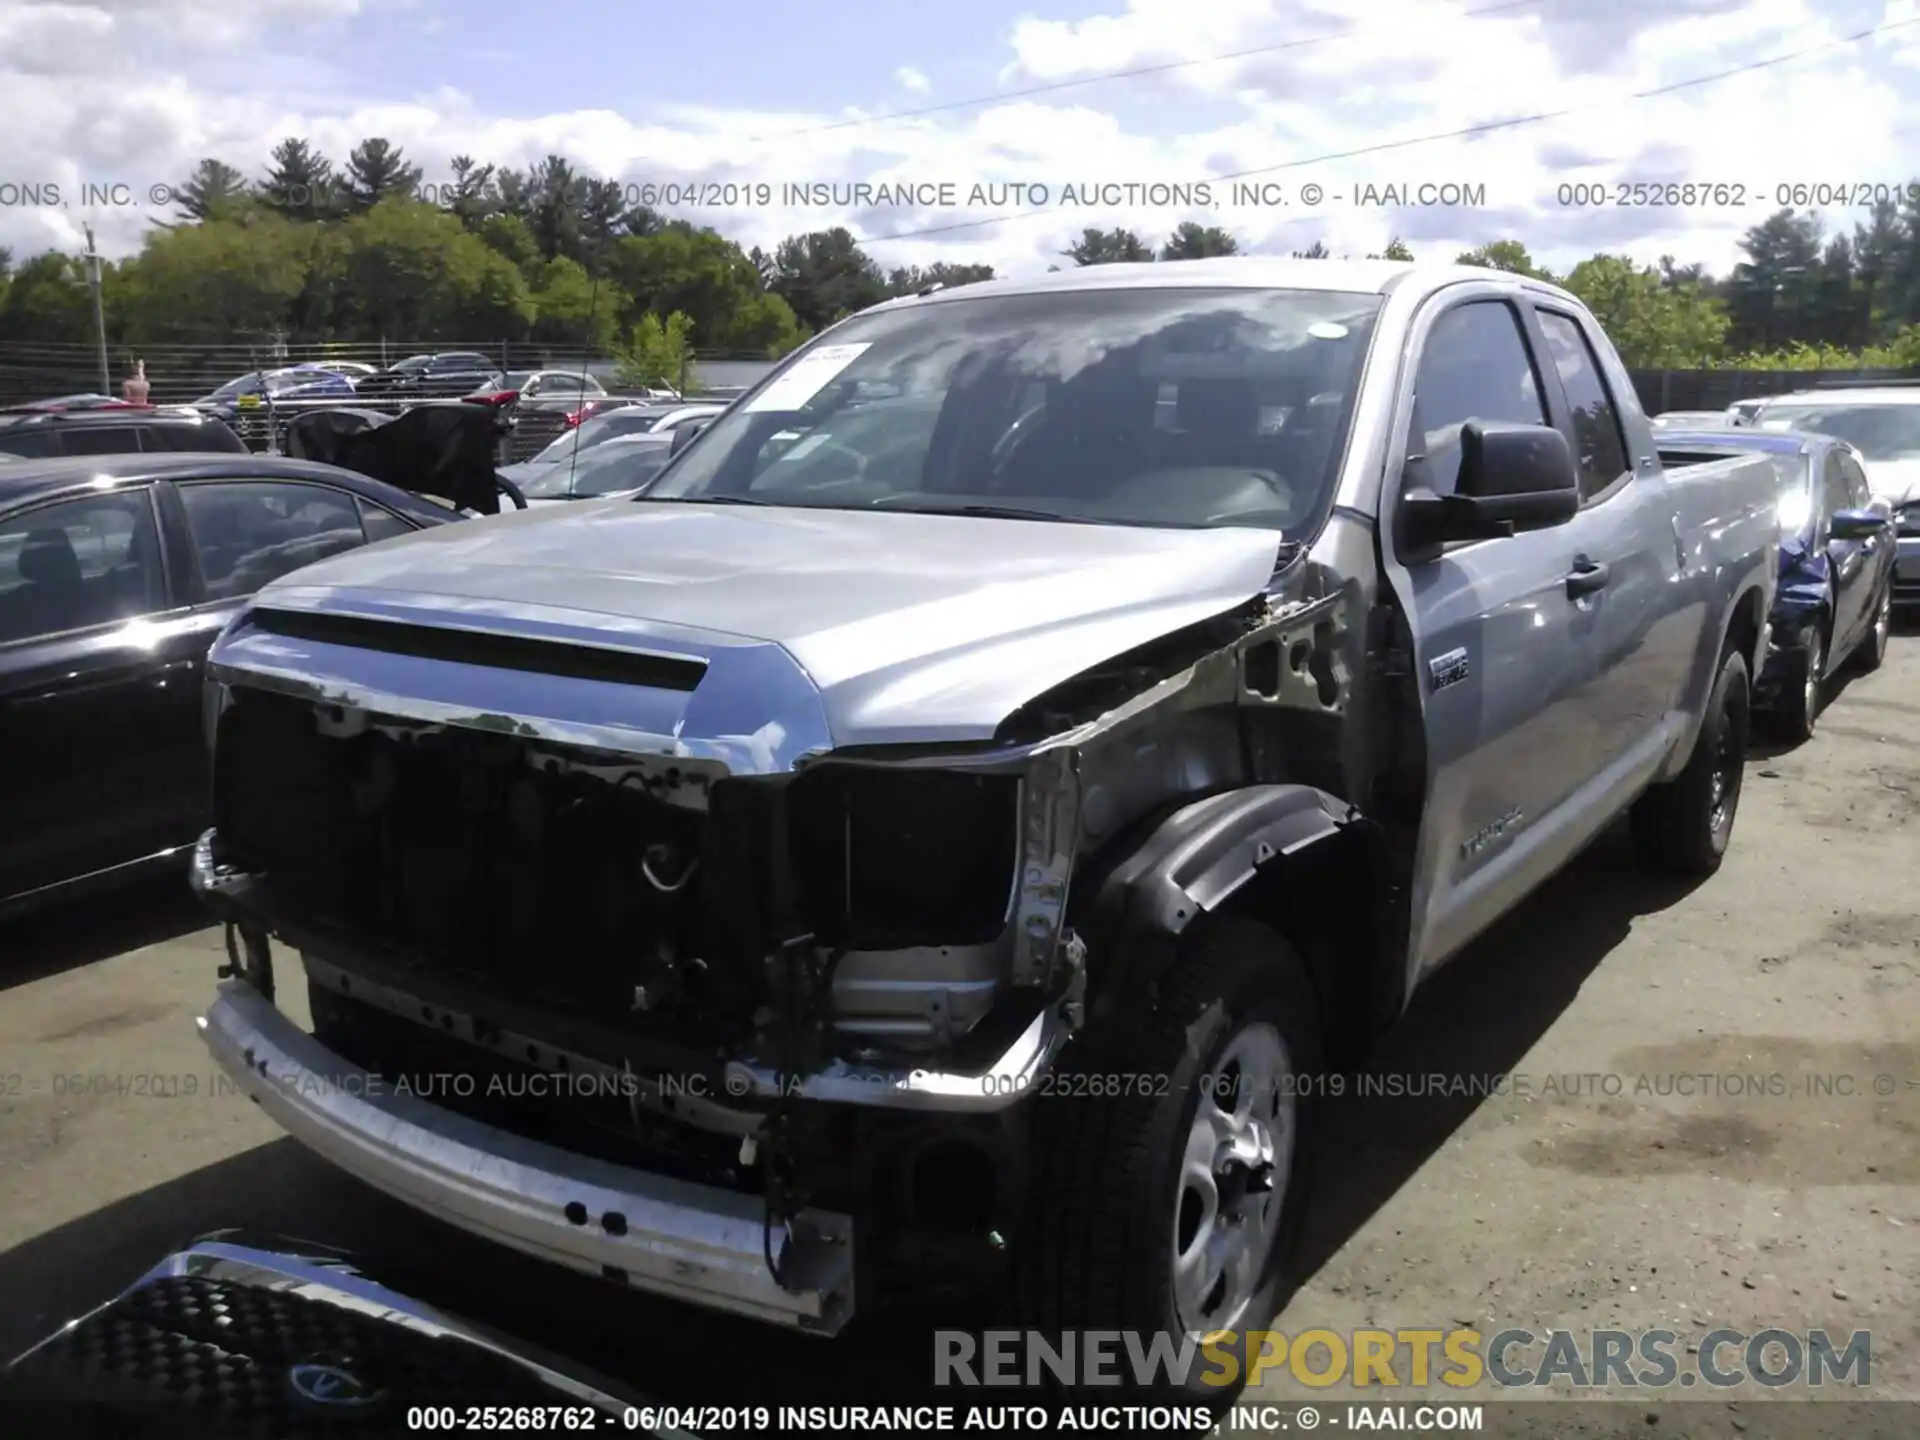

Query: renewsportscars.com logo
933 1328 1873 1390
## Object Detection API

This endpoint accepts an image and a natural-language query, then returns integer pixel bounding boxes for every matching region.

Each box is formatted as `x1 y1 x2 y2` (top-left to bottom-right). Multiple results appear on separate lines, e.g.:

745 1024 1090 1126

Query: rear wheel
1854 583 1891 673
1631 646 1750 875
1011 918 1324 1405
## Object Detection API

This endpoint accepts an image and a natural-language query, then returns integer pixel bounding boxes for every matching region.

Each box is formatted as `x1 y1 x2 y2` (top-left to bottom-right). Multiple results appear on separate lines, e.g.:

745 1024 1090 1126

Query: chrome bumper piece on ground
197 980 856 1333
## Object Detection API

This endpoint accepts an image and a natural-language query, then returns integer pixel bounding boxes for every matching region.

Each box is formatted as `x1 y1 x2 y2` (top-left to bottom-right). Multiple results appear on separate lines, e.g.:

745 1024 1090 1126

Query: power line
850 14 1920 248
746 0 1548 143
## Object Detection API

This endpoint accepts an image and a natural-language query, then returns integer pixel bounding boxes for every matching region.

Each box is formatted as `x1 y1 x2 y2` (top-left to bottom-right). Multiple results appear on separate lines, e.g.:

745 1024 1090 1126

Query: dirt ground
1 633 1916 1439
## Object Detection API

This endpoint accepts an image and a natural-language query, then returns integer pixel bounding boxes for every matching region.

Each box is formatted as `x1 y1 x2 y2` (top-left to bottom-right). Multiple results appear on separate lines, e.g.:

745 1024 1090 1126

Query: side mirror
1396 421 1581 556
669 419 711 458
1829 508 1886 541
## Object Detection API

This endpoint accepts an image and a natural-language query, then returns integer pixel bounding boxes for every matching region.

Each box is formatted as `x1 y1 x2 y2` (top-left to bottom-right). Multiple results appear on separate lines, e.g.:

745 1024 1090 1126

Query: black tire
1767 620 1823 744
1630 646 1750 875
1853 582 1892 674
1010 918 1324 1406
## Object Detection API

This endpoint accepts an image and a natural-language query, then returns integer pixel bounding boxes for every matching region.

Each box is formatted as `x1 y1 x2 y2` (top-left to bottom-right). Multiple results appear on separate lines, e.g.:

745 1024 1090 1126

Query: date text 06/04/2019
637 180 1488 209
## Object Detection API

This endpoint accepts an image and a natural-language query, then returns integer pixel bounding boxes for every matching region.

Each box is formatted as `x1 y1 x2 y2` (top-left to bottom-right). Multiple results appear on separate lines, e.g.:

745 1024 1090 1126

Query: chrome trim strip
724 1003 1070 1110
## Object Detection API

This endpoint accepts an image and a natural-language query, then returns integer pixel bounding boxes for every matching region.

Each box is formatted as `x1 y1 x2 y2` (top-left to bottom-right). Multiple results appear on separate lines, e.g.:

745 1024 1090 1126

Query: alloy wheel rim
1172 1022 1295 1335
1803 635 1822 729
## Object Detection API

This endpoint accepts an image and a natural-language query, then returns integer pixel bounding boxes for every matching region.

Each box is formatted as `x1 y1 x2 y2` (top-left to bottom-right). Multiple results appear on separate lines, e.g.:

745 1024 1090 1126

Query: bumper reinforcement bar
197 980 856 1333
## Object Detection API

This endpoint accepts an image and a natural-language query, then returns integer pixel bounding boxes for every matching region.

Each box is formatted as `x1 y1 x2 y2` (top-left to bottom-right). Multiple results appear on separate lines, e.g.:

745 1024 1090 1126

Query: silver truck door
1377 291 1604 982
1526 306 1690 800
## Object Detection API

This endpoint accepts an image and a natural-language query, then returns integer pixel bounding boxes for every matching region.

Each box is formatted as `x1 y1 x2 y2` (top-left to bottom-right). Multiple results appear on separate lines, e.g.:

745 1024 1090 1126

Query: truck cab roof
873 258 1573 310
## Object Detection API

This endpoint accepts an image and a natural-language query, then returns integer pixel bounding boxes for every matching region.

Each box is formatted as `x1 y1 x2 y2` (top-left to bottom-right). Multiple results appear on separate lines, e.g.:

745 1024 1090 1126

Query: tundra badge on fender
1428 646 1470 691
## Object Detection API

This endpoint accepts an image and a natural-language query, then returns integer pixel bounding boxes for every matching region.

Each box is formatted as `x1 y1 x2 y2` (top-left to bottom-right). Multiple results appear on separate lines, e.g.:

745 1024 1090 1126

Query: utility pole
83 224 109 395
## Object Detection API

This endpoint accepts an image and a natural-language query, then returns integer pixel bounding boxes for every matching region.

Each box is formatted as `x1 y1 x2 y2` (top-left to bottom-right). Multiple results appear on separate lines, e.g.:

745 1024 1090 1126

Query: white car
1652 410 1732 429
1726 397 1772 426
1751 386 1920 609
516 433 678 505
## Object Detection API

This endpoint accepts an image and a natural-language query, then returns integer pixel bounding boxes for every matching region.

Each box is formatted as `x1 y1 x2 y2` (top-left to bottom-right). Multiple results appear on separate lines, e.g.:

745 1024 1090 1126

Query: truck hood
239 499 1287 752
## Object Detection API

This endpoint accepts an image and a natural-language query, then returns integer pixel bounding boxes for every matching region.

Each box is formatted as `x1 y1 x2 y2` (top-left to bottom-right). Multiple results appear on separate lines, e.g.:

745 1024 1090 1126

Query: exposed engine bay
195 566 1379 1308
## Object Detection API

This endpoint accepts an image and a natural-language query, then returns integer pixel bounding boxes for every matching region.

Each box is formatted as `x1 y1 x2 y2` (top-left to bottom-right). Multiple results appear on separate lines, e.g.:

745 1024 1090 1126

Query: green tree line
4 137 1920 374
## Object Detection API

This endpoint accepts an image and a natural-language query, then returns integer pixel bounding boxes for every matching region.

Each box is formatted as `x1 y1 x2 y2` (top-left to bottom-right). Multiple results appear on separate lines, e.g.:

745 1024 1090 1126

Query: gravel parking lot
2 635 1916 1437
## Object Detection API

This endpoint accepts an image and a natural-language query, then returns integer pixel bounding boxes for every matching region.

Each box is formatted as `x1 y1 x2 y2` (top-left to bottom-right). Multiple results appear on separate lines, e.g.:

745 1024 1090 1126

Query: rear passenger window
1408 301 1547 497
0 491 164 645
178 482 368 600
1536 311 1631 501
60 427 144 456
0 428 58 459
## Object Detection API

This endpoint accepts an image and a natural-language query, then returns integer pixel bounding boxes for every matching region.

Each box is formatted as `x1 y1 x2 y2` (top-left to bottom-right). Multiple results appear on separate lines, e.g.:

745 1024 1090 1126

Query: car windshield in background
208 374 263 400
526 411 661 466
1756 403 1920 460
643 286 1384 530
521 438 674 498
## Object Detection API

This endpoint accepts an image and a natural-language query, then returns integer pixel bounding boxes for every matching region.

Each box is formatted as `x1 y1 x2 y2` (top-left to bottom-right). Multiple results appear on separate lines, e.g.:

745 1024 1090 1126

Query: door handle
1565 560 1610 598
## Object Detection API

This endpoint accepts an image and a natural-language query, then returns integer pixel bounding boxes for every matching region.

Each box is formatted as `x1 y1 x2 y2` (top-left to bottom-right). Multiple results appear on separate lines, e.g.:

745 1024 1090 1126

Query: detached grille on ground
3 1275 600 1438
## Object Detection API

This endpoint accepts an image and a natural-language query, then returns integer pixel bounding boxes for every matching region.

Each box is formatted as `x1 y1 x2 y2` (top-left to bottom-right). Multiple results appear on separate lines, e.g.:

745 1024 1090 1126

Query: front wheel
1010 919 1324 1405
1630 646 1750 875
1769 622 1824 744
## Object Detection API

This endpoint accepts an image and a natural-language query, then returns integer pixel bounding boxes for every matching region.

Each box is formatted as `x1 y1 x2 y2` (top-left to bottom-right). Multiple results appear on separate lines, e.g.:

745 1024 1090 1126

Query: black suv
0 409 248 459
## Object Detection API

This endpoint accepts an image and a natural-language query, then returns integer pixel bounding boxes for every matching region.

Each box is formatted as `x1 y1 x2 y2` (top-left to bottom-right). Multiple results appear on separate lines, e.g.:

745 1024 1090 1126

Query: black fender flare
1080 785 1398 1053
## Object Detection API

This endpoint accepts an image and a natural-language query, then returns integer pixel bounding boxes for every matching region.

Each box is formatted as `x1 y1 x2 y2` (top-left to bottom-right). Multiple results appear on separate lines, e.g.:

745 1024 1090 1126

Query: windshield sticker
744 343 872 413
1308 321 1349 340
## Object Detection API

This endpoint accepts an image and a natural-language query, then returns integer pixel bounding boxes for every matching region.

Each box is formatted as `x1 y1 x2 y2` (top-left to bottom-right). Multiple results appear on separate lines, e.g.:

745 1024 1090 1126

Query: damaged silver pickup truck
190 260 1778 1378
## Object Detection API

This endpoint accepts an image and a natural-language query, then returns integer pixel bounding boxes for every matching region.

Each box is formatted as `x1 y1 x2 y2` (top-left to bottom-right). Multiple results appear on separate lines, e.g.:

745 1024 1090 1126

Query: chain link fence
0 339 781 408
0 340 780 456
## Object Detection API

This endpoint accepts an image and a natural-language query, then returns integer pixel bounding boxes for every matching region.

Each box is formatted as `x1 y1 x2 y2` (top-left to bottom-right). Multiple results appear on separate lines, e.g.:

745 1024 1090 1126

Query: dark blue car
1661 428 1896 739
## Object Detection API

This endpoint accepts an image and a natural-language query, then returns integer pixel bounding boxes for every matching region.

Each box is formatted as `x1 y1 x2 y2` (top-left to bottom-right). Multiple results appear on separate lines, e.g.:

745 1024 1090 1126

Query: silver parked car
188 259 1778 1402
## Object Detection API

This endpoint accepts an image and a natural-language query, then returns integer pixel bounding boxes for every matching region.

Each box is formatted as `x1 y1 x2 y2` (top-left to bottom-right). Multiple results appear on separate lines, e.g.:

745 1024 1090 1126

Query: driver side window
1838 452 1872 509
1822 454 1850 519
1406 301 1547 497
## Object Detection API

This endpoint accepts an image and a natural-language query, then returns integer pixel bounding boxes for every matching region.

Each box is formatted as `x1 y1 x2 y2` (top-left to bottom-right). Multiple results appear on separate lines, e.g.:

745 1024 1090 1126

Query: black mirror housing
1397 421 1581 556
1829 508 1886 540
1456 420 1581 501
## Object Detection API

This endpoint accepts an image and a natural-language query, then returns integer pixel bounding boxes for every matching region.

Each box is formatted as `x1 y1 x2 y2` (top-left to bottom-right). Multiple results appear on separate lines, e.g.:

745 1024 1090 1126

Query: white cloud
2 0 1917 281
894 65 930 93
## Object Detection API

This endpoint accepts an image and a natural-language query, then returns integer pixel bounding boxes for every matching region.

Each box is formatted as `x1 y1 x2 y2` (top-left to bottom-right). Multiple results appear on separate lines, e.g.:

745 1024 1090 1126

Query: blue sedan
1660 428 1896 740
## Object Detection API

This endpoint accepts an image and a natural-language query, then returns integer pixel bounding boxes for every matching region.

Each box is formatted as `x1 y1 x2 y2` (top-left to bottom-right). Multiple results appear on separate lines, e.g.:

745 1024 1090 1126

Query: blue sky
4 0 1919 276
342 0 1084 117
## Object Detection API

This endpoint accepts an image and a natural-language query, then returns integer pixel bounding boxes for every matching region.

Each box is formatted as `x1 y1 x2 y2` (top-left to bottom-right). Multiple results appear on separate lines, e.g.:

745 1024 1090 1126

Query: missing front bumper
196 979 857 1333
